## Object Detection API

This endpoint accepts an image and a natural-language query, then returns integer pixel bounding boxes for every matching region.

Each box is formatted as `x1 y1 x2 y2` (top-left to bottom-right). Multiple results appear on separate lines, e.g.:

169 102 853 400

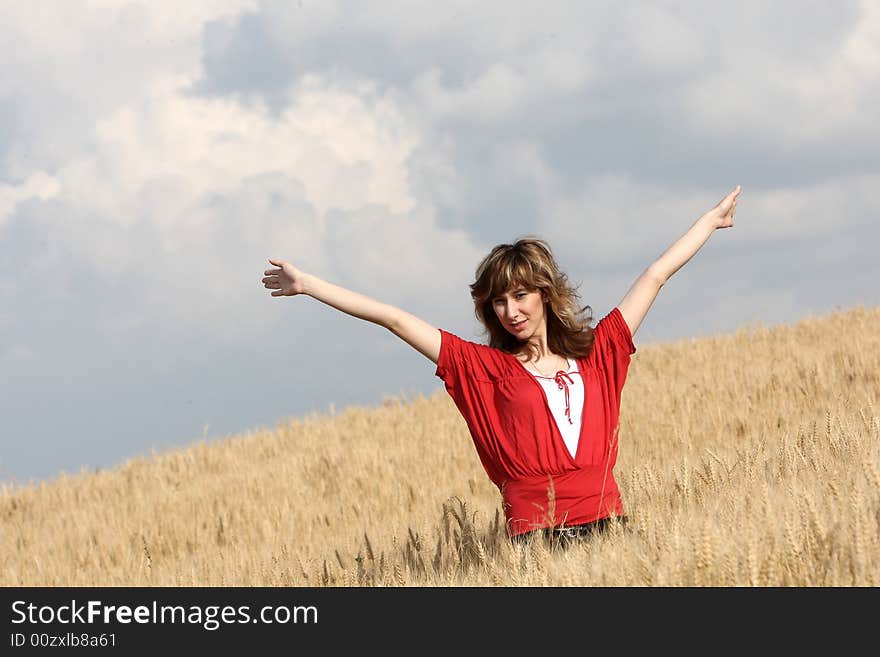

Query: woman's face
492 285 547 338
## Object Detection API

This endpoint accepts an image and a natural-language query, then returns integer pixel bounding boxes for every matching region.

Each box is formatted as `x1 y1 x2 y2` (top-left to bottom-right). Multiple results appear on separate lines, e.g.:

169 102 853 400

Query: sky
2 0 878 486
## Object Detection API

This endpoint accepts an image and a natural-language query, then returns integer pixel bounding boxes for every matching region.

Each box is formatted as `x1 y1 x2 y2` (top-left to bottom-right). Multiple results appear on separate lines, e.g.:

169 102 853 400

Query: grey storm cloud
190 1 878 236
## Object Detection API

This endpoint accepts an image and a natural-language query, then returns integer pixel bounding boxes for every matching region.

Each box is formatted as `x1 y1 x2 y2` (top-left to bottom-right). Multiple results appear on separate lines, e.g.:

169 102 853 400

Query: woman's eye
494 293 525 303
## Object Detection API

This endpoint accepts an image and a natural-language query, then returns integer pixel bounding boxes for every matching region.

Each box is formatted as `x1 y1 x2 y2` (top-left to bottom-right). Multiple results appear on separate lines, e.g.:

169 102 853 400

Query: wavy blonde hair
469 236 595 362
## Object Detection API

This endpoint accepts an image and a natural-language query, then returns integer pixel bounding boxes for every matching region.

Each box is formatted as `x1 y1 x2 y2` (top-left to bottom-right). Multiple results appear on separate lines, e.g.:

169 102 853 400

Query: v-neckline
511 354 586 466
521 356 573 377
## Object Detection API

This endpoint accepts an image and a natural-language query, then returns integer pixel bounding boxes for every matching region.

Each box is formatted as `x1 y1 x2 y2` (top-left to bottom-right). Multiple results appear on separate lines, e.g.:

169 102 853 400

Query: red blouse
435 307 636 537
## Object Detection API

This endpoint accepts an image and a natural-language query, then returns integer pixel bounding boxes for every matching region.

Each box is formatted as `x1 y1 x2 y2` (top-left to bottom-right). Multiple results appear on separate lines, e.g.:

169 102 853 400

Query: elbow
646 266 667 288
383 306 402 333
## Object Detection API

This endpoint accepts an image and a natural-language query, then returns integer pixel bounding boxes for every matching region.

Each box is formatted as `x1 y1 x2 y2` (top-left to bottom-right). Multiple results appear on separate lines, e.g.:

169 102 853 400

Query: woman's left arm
617 185 741 338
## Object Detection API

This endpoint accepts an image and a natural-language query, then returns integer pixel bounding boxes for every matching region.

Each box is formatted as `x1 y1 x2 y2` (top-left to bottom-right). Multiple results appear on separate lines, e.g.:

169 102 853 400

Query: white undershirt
525 358 584 459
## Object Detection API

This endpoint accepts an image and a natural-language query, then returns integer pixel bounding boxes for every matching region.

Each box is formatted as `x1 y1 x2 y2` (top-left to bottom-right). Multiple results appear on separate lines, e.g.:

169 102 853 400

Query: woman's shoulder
438 330 520 379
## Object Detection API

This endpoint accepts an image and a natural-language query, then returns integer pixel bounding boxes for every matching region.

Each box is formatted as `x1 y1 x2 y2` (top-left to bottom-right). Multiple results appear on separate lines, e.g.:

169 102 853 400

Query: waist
501 467 623 537
512 515 627 544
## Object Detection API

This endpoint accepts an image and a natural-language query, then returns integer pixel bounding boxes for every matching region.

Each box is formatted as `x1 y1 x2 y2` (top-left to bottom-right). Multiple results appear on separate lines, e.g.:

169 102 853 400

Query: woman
262 185 741 544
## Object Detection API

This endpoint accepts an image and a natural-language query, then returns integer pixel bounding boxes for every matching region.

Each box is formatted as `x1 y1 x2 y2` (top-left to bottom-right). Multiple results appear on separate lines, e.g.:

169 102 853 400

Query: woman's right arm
263 259 441 365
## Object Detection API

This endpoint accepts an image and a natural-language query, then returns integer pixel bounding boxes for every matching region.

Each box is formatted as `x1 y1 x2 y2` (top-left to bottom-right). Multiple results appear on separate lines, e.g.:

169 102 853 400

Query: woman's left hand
704 185 741 229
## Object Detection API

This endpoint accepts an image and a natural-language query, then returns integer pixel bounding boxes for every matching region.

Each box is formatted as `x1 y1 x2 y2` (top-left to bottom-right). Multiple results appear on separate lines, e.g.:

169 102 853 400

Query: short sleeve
435 328 483 392
434 329 506 485
434 327 496 414
588 307 637 401
434 328 451 381
595 307 636 356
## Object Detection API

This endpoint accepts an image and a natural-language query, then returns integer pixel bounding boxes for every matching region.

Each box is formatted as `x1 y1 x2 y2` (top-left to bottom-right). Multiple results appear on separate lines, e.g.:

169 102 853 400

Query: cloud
536 172 880 274
0 0 258 177
0 172 61 228
679 2 876 146
3 1 878 346
191 1 875 148
5 69 482 350
54 72 418 228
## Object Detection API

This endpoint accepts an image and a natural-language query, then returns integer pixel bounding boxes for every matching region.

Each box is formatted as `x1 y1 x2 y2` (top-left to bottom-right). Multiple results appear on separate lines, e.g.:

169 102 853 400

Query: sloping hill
2 305 878 586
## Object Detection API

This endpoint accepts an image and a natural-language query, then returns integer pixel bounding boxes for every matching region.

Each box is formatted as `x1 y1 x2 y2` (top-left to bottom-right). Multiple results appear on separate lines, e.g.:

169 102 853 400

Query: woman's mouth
511 320 527 331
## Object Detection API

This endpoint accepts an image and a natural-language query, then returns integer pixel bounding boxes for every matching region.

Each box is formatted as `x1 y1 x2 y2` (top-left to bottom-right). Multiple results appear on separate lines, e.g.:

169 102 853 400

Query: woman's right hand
263 258 308 297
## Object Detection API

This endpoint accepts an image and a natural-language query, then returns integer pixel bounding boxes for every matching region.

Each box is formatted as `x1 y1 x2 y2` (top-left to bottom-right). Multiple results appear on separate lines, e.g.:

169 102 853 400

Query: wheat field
2 305 879 586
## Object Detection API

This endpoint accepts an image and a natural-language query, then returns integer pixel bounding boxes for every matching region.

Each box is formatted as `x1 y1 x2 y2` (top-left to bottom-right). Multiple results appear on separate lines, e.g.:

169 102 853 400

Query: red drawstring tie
553 371 575 424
